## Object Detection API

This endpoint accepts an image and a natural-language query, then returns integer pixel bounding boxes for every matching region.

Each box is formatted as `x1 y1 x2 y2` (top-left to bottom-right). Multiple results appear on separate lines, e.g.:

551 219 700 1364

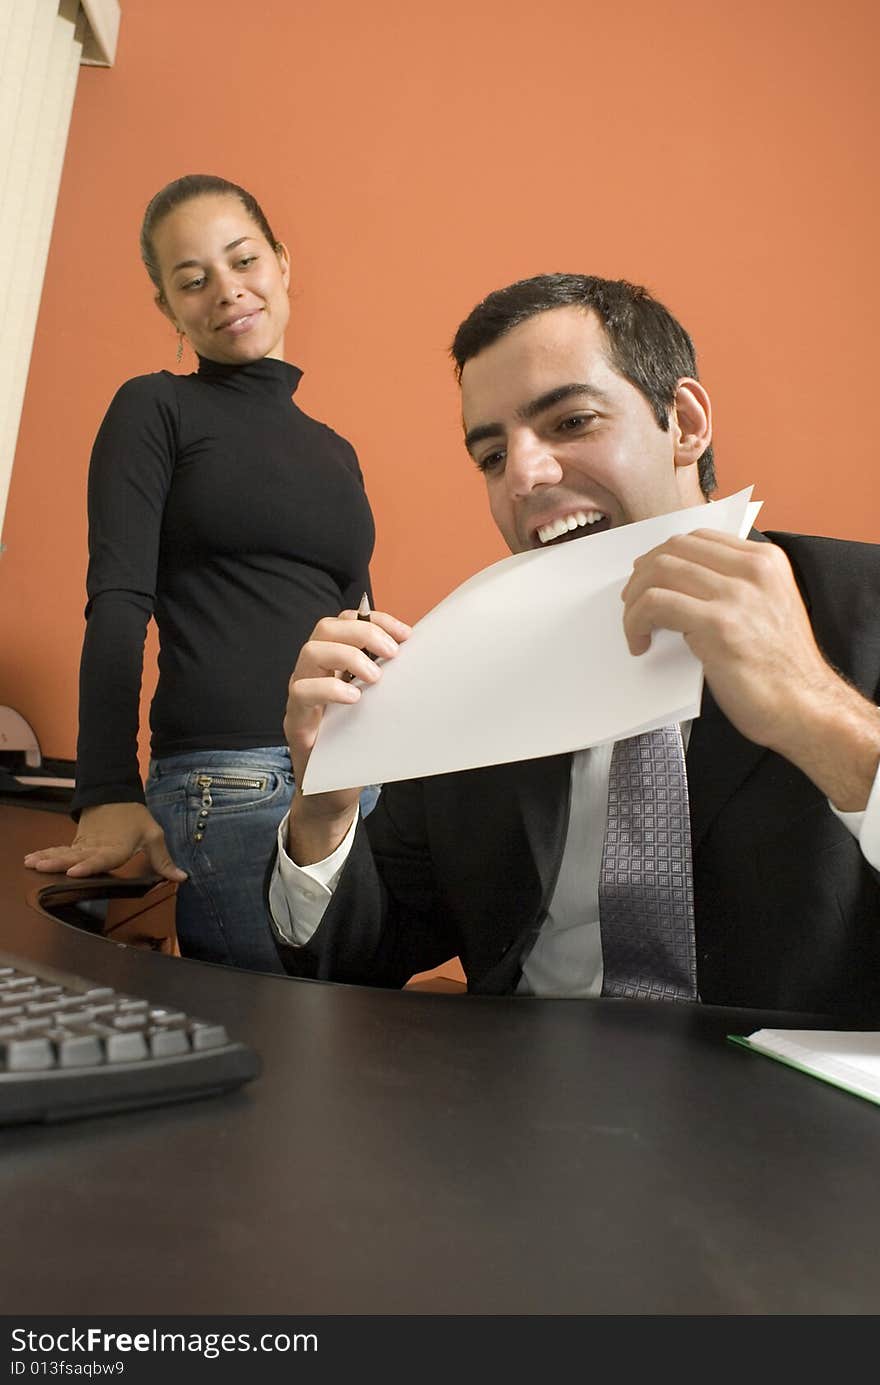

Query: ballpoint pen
342 592 377 683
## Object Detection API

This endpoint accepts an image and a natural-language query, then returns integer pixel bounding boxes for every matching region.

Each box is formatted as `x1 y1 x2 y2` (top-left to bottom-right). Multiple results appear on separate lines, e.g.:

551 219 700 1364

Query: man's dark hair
451 272 715 497
140 174 280 303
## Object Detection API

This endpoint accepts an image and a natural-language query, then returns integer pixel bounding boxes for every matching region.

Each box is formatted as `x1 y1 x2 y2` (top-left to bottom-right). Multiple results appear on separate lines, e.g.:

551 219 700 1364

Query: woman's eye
180 277 204 291
237 256 257 268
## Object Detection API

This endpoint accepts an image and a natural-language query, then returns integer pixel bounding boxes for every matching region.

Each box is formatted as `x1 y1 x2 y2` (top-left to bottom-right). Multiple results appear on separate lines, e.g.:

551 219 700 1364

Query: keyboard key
58 1008 99 1026
26 999 68 1016
53 1034 104 1068
104 1031 150 1063
148 1027 190 1058
112 1013 149 1031
4 1037 54 1071
189 1022 229 1051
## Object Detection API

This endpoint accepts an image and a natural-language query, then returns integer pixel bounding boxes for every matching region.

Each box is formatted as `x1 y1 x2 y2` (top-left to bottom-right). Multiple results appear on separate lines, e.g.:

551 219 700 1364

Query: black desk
2 806 879 1315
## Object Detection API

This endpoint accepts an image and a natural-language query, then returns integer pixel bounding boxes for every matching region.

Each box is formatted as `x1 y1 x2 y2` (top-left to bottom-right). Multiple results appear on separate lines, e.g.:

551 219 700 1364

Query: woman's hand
23 802 187 881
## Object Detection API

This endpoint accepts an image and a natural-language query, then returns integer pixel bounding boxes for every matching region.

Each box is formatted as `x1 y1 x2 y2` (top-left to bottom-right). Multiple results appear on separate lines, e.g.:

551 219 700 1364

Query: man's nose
503 432 563 496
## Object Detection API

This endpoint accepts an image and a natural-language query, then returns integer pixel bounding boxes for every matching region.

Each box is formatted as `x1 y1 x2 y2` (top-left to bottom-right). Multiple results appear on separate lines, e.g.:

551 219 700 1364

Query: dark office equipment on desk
0 705 75 811
0 949 260 1125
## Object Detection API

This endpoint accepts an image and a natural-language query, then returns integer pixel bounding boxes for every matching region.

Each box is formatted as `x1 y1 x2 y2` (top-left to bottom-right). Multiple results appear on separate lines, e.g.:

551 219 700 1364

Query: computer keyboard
0 950 260 1125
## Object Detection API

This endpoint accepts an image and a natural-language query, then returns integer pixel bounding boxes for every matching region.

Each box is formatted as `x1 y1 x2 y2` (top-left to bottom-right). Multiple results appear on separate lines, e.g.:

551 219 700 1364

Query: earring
175 331 184 365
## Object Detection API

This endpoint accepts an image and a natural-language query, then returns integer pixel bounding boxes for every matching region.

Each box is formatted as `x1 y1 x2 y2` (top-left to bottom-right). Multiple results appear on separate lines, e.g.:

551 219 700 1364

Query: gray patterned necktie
599 724 698 1001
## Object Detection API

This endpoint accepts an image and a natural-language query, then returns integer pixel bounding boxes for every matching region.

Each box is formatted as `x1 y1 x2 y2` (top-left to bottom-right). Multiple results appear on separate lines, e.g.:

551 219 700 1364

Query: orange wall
2 0 878 764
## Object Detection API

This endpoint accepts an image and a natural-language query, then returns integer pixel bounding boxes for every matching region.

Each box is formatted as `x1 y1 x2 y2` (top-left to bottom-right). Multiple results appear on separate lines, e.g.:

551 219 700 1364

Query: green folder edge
726 1034 880 1108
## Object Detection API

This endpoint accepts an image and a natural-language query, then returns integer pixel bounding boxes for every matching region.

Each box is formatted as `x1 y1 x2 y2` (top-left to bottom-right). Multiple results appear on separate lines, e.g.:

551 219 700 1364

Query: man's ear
671 377 712 470
275 241 291 290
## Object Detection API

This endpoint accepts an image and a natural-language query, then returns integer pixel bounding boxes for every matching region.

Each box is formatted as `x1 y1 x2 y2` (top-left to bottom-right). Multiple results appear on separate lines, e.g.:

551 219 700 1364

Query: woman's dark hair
140 174 279 301
451 272 716 497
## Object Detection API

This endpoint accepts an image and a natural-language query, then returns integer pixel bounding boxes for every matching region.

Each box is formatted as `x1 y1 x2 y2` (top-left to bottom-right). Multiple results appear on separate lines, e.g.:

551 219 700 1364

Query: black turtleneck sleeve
73 358 375 816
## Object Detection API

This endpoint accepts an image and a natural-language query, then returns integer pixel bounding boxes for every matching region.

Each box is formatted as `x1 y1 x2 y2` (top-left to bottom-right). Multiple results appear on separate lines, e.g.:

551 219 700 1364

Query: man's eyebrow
170 237 254 274
464 420 505 453
523 382 612 419
464 383 610 454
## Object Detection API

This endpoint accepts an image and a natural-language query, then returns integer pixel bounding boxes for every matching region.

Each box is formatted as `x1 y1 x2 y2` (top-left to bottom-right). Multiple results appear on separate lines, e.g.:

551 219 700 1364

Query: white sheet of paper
302 488 758 794
737 1030 880 1105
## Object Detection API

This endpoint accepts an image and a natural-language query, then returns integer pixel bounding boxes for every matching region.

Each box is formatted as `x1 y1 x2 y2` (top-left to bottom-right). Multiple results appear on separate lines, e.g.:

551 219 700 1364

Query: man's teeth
537 510 604 544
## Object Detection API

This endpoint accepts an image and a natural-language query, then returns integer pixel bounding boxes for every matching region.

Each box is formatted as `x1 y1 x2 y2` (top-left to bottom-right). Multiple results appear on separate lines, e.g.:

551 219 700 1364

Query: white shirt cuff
829 757 880 872
268 808 359 947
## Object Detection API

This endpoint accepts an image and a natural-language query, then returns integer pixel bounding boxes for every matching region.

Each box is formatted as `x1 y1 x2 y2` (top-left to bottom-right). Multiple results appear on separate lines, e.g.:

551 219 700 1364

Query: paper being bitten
302 488 759 794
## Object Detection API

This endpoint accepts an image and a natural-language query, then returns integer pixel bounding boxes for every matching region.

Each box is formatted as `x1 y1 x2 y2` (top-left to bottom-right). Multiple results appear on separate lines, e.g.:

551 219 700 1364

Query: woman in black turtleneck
24 174 377 972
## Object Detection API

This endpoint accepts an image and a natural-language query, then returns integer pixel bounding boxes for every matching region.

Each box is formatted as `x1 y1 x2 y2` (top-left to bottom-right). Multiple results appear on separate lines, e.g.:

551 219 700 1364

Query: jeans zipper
193 773 269 842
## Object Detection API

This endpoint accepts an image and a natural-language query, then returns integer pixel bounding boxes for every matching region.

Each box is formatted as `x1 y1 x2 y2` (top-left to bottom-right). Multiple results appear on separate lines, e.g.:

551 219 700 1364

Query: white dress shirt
269 738 880 996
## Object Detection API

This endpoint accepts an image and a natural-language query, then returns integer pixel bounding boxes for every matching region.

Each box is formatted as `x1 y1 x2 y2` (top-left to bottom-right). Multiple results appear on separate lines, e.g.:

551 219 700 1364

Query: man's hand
621 529 880 811
284 606 412 863
23 802 187 881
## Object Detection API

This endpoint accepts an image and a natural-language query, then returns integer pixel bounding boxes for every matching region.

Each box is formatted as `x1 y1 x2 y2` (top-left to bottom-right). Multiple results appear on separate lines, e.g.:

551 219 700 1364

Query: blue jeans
145 746 379 973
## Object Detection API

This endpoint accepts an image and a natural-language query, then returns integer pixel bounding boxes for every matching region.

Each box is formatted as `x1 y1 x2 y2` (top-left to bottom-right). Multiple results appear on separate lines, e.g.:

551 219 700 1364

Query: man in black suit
269 274 880 1017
